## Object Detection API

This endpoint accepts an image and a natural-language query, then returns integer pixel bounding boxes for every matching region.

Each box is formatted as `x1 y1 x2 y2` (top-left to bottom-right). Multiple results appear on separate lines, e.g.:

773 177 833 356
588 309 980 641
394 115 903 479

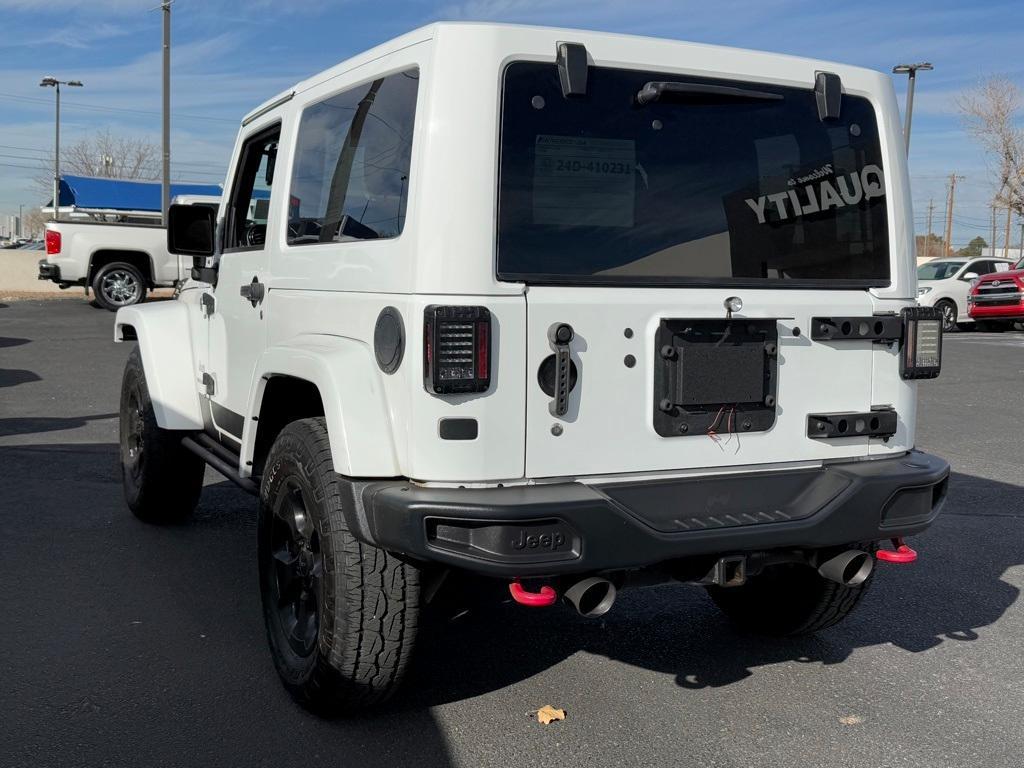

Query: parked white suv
917 257 1014 331
114 23 949 713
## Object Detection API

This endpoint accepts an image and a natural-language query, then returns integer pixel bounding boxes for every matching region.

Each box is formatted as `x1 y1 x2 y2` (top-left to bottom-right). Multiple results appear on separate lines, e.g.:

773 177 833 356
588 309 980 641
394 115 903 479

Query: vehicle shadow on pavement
0 442 455 768
3 440 1018 767
403 470 1022 703
0 367 41 388
0 412 118 438
0 336 31 348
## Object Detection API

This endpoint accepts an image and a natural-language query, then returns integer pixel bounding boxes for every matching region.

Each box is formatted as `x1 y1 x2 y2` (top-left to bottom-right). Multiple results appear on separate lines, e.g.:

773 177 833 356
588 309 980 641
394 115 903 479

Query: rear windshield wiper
636 81 783 106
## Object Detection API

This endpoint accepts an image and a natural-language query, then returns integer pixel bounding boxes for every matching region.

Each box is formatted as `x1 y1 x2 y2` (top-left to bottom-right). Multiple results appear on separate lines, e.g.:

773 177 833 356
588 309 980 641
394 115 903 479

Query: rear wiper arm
636 81 783 106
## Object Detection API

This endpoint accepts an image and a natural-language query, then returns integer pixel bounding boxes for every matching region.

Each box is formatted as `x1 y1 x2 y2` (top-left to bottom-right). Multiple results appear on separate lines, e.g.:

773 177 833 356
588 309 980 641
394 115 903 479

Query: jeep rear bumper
362 450 949 577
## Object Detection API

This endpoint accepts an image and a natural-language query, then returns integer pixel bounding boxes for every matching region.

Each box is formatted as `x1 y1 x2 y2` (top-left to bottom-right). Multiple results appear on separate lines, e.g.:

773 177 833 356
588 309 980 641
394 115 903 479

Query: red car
968 259 1024 330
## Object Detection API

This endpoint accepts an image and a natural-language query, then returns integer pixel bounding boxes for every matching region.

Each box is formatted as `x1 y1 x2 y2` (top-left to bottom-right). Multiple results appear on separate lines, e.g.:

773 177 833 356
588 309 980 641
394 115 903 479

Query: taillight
424 305 492 394
900 306 942 380
45 230 61 255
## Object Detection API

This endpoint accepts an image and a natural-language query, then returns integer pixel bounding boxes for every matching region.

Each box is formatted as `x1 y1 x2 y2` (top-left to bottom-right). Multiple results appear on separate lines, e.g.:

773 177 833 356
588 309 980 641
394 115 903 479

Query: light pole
39 76 83 222
892 63 932 152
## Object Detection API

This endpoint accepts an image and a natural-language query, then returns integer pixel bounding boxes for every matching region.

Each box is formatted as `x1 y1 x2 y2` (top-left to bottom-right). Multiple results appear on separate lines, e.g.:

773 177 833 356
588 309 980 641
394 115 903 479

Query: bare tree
957 76 1024 218
33 129 161 203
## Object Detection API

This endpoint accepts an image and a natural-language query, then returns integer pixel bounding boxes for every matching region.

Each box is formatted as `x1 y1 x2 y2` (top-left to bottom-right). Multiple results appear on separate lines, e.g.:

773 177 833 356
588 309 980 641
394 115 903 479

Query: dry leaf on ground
536 705 566 725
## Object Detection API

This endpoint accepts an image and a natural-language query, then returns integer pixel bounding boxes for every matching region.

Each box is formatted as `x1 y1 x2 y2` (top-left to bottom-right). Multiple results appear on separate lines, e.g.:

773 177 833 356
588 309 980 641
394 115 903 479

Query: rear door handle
240 276 265 308
547 323 574 417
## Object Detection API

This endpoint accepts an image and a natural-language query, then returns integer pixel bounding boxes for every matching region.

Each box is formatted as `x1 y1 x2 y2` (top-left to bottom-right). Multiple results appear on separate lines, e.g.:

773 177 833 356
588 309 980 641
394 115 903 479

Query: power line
0 92 237 123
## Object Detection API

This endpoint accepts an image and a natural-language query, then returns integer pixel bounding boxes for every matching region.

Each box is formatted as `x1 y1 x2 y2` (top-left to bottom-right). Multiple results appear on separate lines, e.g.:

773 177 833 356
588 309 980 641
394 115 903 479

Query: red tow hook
509 580 558 607
876 537 918 564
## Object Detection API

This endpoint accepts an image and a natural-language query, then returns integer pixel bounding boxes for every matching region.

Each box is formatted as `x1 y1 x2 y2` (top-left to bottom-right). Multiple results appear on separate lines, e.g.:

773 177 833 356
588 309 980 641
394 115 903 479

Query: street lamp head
39 77 58 87
67 80 84 87
893 62 934 74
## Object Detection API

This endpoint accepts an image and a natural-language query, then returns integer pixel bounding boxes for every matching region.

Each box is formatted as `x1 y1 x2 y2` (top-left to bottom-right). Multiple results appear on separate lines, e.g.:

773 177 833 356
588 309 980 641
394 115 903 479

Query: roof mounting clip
814 71 842 121
556 42 589 98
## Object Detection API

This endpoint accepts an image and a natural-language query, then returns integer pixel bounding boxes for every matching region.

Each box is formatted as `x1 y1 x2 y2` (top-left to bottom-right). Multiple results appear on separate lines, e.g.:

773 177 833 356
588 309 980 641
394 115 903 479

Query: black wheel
92 262 147 311
119 348 205 523
259 418 420 714
934 299 957 332
707 547 874 636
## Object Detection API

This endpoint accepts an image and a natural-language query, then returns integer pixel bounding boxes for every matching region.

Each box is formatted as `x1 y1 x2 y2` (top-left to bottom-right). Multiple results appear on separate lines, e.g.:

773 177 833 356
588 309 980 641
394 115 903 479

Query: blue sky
1 0 1021 249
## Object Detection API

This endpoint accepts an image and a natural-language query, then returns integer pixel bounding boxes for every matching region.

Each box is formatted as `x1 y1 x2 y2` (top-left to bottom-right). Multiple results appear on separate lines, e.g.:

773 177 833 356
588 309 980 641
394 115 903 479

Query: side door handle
239 276 265 308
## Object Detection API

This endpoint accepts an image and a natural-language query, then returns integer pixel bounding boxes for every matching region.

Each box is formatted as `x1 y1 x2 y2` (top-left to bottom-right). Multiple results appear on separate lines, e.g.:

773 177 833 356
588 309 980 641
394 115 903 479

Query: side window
970 260 992 276
287 68 419 246
226 126 281 251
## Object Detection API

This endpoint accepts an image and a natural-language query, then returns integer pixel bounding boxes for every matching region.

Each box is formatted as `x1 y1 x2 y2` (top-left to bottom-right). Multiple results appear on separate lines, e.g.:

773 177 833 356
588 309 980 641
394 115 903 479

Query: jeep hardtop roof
241 21 888 125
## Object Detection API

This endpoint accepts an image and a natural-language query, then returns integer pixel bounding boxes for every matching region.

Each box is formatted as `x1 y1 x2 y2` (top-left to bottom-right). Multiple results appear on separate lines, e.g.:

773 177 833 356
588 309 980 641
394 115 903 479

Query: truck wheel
934 299 957 332
258 418 420 713
119 348 205 523
707 549 874 636
92 262 147 311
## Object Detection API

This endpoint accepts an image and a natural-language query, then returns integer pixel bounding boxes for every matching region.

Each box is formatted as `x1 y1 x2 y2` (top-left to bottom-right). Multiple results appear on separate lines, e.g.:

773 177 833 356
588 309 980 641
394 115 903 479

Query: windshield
497 62 890 287
917 261 966 280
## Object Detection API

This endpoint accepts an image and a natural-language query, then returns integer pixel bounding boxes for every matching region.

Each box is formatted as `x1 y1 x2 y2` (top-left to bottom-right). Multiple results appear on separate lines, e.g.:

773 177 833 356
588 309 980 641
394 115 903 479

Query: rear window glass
497 62 890 286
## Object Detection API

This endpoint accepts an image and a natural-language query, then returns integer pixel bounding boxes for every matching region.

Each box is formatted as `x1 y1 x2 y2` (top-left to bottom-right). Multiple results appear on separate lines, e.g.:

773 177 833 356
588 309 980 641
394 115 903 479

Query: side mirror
167 203 215 258
961 272 979 281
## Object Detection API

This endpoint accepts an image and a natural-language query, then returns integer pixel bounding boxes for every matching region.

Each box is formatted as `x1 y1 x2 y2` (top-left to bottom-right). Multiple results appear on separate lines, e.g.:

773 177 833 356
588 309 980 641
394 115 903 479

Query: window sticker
743 163 885 225
532 135 636 227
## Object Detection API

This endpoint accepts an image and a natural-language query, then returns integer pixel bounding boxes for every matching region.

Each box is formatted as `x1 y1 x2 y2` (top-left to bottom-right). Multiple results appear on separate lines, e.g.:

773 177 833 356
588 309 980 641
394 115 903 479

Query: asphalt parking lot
1 299 1022 768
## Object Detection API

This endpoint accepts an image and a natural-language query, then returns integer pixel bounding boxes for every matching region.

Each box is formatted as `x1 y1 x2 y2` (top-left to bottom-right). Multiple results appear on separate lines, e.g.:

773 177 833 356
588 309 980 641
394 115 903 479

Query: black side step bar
181 432 259 495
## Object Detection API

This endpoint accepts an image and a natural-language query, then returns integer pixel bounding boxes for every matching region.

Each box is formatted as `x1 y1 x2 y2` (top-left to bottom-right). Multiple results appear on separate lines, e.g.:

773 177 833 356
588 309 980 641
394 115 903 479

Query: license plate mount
653 318 778 438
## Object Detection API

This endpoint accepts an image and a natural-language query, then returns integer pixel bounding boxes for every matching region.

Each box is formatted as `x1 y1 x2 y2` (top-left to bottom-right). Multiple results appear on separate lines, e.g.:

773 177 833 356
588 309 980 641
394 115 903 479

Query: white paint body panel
114 300 204 430
135 22 922 485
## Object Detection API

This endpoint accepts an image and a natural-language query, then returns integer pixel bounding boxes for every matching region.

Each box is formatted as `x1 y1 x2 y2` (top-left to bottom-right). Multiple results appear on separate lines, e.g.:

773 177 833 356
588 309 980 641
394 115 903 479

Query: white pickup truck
38 195 220 310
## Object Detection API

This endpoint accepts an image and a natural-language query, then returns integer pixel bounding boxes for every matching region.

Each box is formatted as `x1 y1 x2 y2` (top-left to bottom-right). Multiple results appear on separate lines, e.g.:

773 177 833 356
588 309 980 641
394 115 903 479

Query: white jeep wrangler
115 23 949 713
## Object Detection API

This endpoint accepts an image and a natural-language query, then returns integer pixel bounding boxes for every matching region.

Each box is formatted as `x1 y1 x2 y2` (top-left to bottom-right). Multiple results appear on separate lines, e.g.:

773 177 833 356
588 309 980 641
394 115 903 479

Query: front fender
246 335 400 478
114 302 203 430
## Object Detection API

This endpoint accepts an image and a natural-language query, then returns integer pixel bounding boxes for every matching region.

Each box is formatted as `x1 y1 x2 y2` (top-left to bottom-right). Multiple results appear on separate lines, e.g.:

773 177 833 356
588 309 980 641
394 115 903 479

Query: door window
225 126 280 251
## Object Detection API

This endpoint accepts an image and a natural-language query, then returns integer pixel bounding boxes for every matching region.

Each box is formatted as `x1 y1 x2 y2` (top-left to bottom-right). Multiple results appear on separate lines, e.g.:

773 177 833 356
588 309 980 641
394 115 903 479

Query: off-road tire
707 548 874 636
92 261 147 311
119 347 205 523
258 417 420 714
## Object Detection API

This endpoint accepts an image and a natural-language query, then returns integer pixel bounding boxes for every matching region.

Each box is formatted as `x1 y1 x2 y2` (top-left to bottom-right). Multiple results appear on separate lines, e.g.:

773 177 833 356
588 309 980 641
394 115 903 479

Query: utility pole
1004 204 1012 259
924 198 934 260
161 1 171 226
991 204 997 258
18 204 23 238
943 173 963 257
893 62 933 151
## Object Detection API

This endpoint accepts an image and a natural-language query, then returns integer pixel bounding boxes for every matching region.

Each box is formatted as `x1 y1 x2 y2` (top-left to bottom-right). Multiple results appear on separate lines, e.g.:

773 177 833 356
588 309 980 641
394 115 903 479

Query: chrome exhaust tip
563 576 617 618
817 550 874 586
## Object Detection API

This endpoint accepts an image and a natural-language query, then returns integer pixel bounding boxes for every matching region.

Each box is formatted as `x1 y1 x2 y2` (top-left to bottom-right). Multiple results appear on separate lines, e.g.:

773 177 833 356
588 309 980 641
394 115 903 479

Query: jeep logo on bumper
427 518 580 563
511 529 567 551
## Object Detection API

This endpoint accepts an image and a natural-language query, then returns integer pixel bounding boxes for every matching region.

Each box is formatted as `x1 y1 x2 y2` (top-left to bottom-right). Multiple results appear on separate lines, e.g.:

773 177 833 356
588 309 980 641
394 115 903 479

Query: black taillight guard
424 305 492 394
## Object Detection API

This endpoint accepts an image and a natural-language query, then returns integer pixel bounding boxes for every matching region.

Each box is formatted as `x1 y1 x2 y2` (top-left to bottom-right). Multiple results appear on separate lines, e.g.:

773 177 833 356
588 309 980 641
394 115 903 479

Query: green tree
957 236 988 257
